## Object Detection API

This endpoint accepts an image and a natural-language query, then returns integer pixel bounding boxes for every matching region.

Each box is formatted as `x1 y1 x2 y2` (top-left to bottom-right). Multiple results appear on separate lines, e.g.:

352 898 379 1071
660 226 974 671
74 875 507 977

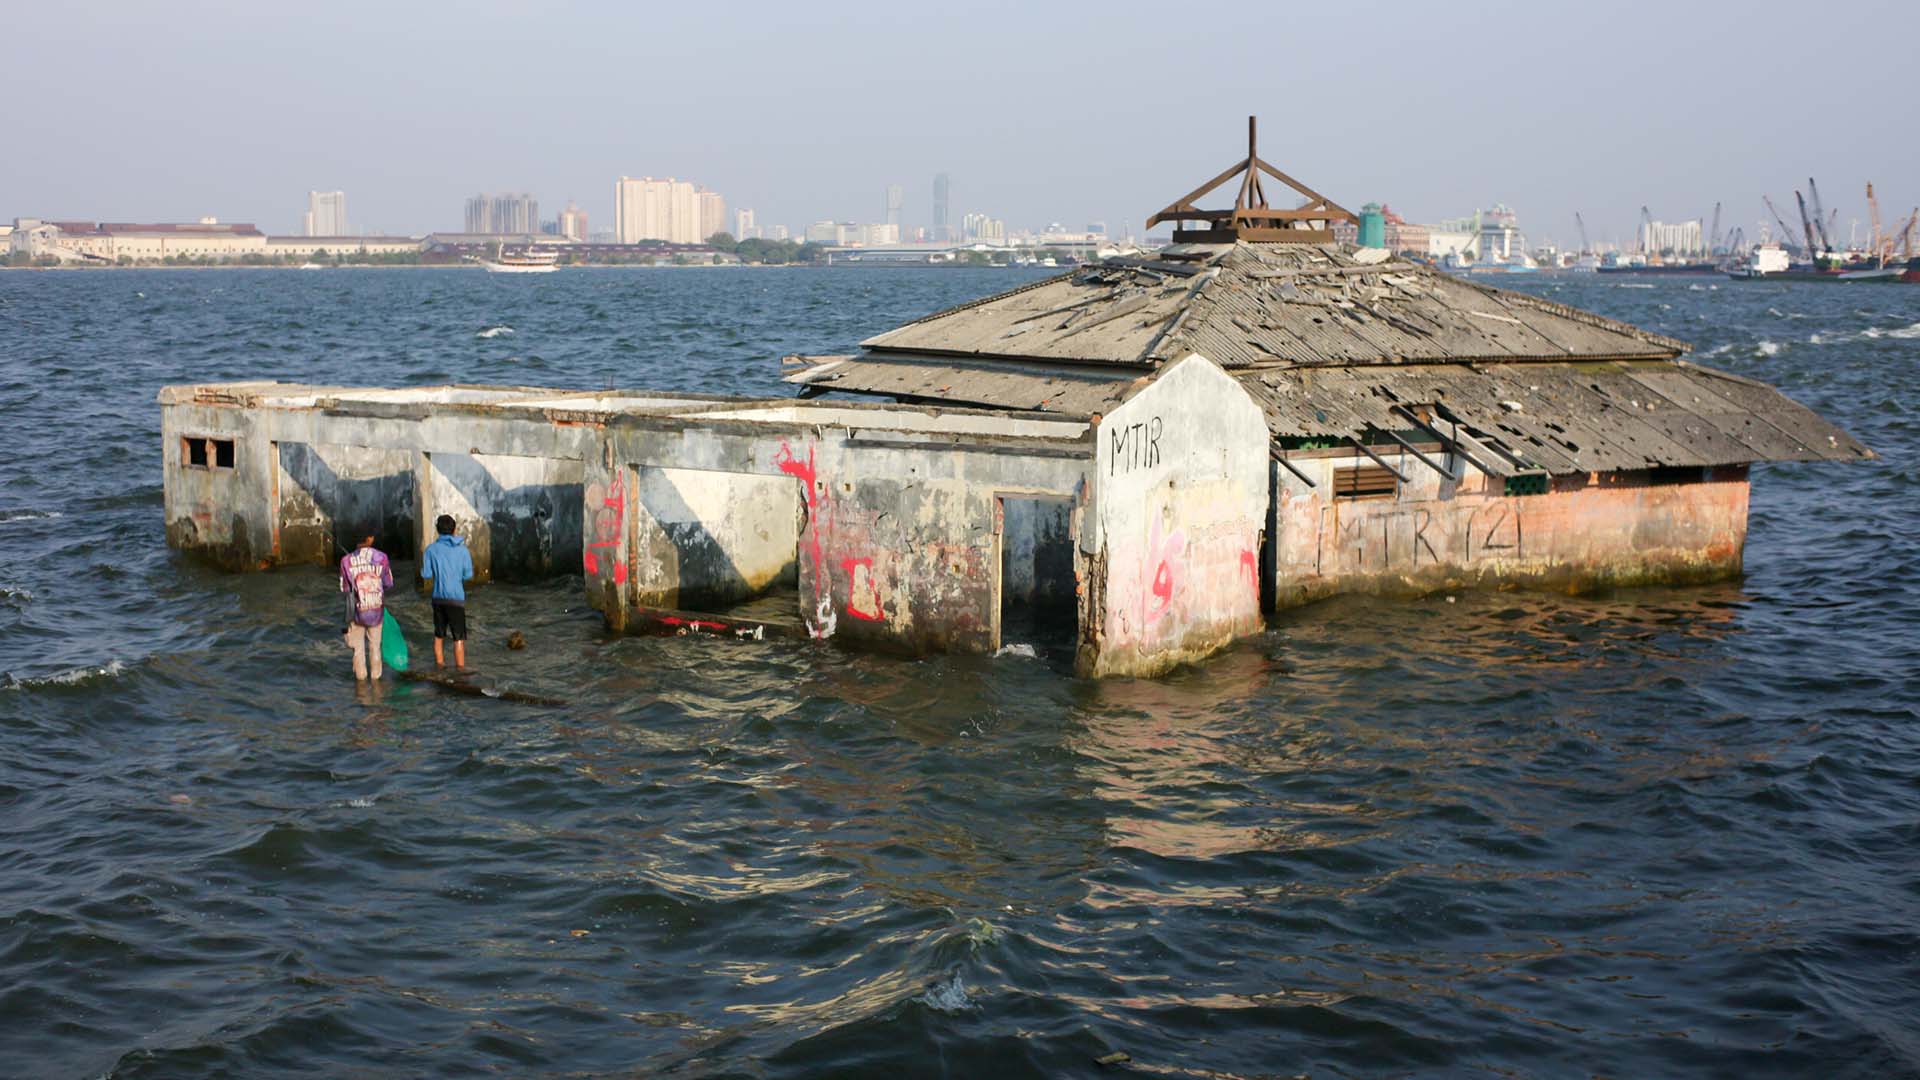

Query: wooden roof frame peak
1146 116 1358 243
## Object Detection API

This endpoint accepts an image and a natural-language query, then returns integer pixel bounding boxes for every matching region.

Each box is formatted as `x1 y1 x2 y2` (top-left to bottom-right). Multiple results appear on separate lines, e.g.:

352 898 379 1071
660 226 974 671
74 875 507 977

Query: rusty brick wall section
1273 460 1751 605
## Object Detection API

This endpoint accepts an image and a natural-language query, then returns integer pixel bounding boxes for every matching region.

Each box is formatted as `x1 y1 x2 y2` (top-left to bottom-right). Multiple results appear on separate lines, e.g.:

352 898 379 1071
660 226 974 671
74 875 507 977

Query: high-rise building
463 192 537 234
613 177 709 243
932 173 950 241
885 185 903 228
305 190 346 236
558 201 588 241
735 208 758 240
697 188 726 243
767 224 789 242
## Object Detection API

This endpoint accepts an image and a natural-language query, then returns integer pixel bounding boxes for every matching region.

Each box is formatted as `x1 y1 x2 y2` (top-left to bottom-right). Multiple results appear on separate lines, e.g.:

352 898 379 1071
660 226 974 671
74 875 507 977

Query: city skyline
4 2 1916 252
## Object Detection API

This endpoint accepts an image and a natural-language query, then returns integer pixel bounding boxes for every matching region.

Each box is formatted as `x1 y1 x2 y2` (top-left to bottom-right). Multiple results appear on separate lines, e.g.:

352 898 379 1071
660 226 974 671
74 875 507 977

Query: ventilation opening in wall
184 437 235 470
1333 464 1397 499
998 495 1077 658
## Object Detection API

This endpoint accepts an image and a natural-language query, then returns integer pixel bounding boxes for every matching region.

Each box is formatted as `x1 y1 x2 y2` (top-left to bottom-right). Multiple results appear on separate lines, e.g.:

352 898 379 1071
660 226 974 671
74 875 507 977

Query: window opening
183 437 235 470
1333 464 1397 499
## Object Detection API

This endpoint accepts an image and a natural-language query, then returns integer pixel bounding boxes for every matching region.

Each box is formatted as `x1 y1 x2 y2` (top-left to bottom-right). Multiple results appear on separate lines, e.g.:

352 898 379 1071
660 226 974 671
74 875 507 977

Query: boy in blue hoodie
420 514 476 668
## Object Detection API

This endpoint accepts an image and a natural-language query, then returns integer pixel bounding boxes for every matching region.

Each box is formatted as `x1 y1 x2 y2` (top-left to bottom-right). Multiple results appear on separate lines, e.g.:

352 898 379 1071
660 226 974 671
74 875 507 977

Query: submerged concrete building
161 123 1868 677
785 122 1870 610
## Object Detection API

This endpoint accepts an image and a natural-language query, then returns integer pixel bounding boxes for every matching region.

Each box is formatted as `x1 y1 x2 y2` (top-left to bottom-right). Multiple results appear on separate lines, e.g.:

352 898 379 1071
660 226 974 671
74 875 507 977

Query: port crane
1794 190 1821 263
1807 177 1835 255
1638 205 1659 263
1708 202 1723 254
1762 196 1806 256
1574 211 1593 255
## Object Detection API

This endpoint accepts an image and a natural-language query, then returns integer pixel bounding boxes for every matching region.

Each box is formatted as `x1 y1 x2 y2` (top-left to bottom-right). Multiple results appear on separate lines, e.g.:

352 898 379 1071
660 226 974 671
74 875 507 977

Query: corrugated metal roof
786 353 1871 471
862 242 1687 368
817 242 1870 471
1239 360 1871 474
785 354 1140 416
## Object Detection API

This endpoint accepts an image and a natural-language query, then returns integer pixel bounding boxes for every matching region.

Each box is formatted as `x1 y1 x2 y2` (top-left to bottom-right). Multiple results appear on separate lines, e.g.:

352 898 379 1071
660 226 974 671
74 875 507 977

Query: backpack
348 550 386 618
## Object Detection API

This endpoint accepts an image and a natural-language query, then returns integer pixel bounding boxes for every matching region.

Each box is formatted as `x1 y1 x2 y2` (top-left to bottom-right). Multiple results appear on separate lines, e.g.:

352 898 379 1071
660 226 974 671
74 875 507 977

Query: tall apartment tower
885 185 903 228
558 201 589 241
931 173 950 241
464 192 537 234
464 194 489 233
697 188 726 243
306 190 346 236
614 177 709 243
735 208 758 240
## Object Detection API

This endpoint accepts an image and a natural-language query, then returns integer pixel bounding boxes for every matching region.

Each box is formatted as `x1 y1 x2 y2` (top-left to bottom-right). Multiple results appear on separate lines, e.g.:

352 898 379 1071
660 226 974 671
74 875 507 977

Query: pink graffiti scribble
586 471 626 582
1144 520 1187 622
776 442 838 638
842 557 883 621
1240 549 1259 594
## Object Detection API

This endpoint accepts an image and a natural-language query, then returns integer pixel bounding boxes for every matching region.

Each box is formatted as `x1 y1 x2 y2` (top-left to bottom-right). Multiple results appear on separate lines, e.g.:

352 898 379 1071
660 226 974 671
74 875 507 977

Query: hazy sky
6 0 1918 249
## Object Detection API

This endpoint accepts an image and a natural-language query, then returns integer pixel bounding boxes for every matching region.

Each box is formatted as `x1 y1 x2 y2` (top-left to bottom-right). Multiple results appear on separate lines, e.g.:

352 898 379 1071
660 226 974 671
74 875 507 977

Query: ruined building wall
1271 450 1751 606
628 466 799 609
1085 356 1270 678
591 421 1090 656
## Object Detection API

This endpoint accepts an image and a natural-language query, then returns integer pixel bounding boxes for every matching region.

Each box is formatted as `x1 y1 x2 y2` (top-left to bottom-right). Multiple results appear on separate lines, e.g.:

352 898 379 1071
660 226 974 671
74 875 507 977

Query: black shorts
432 601 468 641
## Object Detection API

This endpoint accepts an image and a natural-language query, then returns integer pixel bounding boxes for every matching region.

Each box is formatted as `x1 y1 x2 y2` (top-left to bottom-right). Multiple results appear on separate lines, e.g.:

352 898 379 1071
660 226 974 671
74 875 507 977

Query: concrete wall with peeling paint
629 466 798 608
590 422 1091 655
1271 452 1750 605
1084 355 1270 678
419 452 584 583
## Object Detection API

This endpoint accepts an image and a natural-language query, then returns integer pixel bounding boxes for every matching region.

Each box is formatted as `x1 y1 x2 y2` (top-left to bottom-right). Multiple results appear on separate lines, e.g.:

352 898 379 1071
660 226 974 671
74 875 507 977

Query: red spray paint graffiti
1241 548 1259 595
776 442 837 638
841 557 884 621
1144 520 1187 623
585 471 626 584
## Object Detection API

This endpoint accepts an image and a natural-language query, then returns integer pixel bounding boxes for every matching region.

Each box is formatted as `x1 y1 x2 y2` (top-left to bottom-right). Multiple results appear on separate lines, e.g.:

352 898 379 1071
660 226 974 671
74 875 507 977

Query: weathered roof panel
785 354 1139 416
863 243 1687 369
1237 360 1871 474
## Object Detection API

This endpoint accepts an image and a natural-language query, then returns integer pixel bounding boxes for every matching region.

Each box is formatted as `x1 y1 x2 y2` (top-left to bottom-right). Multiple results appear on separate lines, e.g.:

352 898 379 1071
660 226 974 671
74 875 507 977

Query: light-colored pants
346 620 384 680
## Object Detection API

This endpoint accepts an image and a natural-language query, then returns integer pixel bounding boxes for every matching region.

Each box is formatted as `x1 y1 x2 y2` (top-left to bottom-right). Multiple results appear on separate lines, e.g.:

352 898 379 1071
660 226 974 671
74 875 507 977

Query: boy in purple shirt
339 534 394 681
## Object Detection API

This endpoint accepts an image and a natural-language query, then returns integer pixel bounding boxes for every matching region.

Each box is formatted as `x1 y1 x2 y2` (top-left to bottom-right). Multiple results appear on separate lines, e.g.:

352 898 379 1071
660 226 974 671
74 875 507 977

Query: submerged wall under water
160 358 1756 678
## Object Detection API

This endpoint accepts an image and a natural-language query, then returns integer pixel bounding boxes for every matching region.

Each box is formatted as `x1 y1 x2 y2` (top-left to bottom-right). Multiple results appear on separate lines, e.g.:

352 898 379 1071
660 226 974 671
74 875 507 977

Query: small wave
476 325 514 339
3 659 129 691
1618 283 1656 289
917 972 975 1013
995 643 1037 659
1862 321 1920 340
1767 307 1808 320
0 585 31 604
1702 344 1733 357
0 508 63 523
1756 340 1783 356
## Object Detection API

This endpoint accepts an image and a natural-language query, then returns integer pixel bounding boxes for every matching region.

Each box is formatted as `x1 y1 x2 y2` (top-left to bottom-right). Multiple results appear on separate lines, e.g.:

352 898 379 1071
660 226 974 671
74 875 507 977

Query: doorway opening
999 495 1077 654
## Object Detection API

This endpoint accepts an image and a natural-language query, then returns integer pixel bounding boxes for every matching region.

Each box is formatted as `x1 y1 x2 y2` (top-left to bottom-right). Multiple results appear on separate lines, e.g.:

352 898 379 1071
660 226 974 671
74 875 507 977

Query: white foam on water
5 659 129 691
476 325 514 339
0 508 64 523
1618 283 1656 289
347 796 377 808
918 971 974 1013
1703 344 1733 357
995 643 1037 659
1863 321 1920 340
1756 340 1783 356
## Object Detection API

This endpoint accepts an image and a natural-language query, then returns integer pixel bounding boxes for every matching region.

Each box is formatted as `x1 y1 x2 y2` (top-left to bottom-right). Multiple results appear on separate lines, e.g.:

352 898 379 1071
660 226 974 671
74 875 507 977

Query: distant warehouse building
265 235 424 259
100 221 267 260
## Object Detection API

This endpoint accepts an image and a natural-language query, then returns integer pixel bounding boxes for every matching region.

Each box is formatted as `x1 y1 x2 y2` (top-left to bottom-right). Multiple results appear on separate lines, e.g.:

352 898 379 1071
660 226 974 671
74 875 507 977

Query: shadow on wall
430 452 584 582
633 467 800 609
277 442 416 564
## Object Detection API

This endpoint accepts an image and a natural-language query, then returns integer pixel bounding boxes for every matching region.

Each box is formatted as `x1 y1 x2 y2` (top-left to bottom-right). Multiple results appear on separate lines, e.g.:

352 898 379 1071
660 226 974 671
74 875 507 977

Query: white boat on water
467 243 560 274
1724 244 1790 279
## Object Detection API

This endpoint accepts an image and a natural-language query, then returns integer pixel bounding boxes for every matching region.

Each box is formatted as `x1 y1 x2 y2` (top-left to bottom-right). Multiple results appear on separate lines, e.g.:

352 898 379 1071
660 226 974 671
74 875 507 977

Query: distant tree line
704 232 825 265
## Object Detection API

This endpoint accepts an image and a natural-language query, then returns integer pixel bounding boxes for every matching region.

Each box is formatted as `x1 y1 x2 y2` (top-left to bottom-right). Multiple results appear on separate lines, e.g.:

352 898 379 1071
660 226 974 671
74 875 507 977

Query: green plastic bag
381 609 410 673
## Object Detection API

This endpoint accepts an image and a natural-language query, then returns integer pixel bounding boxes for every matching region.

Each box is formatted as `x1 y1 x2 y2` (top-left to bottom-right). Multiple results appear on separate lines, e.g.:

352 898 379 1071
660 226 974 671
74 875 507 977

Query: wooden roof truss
1146 116 1358 244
